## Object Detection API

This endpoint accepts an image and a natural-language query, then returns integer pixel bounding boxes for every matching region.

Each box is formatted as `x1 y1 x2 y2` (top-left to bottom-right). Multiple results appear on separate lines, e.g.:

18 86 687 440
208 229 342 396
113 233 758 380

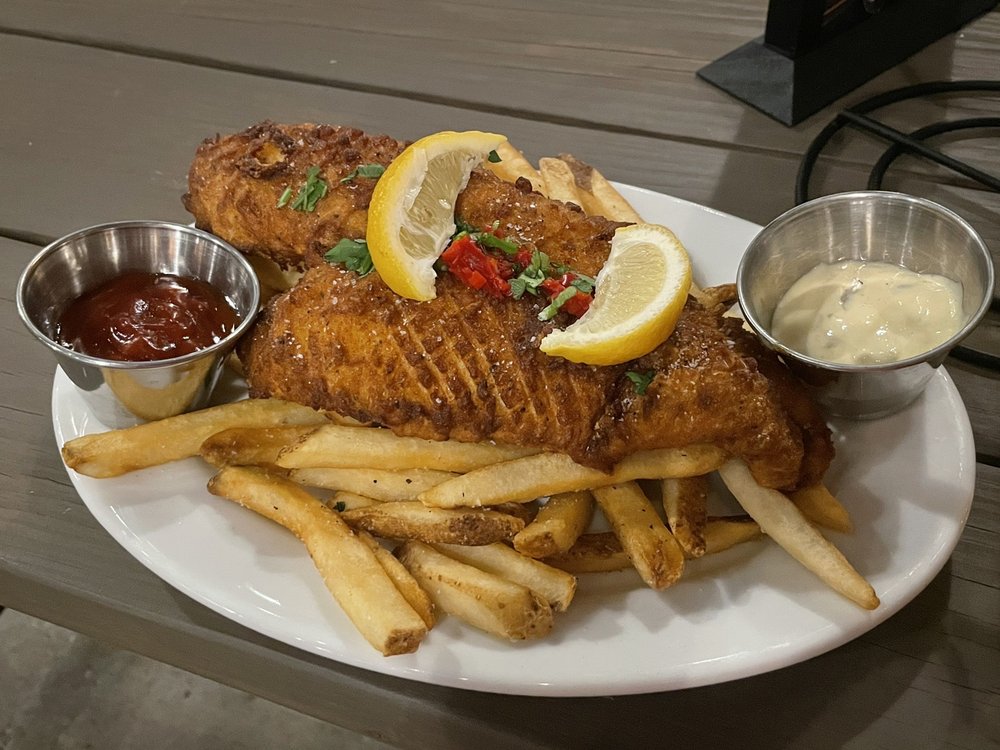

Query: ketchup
56 271 240 362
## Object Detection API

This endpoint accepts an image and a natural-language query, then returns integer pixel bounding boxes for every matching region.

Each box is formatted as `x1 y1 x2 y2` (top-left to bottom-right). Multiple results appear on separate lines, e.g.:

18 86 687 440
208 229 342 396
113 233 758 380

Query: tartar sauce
770 260 963 365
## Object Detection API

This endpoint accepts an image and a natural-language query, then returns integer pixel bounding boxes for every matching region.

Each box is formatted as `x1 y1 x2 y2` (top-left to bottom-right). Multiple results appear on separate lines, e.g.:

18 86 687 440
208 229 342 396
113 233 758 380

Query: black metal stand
697 0 999 126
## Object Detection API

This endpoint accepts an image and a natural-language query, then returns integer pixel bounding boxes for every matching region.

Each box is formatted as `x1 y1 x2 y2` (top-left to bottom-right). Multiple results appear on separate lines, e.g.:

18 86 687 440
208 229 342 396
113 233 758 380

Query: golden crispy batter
591 291 833 489
184 121 408 270
188 122 832 490
240 264 828 489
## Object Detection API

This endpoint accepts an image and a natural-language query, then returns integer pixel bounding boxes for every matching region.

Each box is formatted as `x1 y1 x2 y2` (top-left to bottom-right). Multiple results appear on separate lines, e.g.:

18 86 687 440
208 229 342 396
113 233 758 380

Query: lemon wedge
539 224 692 365
366 130 506 300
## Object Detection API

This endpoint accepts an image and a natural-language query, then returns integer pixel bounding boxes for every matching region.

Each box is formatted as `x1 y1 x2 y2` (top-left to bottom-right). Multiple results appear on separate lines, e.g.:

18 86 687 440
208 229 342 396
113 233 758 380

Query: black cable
867 117 1000 189
795 80 1000 203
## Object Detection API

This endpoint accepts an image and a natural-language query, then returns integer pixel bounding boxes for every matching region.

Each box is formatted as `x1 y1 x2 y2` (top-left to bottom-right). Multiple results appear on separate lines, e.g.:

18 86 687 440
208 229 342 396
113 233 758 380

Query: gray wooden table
1 3 997 748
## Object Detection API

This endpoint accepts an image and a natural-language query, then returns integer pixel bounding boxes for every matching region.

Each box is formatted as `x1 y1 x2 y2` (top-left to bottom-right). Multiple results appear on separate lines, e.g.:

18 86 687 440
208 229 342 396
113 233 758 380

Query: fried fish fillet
186 122 833 490
241 265 830 489
184 121 408 271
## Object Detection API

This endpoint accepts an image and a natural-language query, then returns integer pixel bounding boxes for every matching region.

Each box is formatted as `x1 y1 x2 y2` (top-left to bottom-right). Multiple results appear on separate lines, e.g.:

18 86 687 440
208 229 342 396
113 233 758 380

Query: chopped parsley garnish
451 221 519 256
332 501 347 512
625 370 655 395
477 232 519 255
340 163 386 183
442 221 593 320
538 286 578 321
280 166 328 212
568 273 595 294
324 238 374 276
487 149 502 163
511 250 550 299
551 263 595 292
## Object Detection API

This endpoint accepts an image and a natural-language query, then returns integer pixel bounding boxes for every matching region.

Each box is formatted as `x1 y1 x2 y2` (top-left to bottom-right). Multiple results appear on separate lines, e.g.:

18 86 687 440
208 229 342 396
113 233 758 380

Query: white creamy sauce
771 260 964 365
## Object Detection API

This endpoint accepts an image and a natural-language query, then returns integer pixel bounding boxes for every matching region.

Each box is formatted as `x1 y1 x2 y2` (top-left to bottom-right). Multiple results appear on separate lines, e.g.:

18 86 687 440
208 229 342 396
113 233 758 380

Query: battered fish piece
241 264 829 489
184 121 408 270
187 122 833 490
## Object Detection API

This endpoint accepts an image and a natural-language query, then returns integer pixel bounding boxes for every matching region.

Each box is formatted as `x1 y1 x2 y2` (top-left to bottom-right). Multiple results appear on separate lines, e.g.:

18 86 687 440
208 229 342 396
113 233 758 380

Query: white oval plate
53 186 976 697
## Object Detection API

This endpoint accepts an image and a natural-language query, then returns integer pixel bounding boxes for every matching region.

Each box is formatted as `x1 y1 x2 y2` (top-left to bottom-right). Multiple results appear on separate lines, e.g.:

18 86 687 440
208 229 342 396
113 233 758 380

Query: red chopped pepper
441 228 593 317
440 235 512 299
514 248 535 269
540 274 592 318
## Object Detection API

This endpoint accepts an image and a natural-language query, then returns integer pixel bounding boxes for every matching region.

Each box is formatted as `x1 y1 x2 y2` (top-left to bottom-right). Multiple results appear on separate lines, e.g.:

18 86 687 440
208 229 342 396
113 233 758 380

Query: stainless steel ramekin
17 221 260 427
737 192 994 419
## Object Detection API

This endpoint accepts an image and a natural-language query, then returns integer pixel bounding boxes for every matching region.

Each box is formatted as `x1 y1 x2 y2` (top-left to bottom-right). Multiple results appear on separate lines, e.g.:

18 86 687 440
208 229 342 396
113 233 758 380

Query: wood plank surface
2 32 999 262
2 1 998 171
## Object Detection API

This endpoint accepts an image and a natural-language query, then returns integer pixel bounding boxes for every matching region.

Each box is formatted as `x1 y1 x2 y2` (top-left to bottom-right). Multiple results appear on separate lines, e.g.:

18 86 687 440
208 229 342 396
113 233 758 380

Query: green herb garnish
511 249 550 299
625 370 655 395
333 501 347 512
340 163 386 183
477 233 519 255
451 220 519 256
324 238 374 276
569 274 595 294
538 286 578 321
487 149 501 163
282 166 328 212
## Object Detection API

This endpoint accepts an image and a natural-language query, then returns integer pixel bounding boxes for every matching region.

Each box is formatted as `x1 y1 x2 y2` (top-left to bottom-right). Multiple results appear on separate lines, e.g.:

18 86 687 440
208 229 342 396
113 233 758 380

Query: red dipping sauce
56 271 240 362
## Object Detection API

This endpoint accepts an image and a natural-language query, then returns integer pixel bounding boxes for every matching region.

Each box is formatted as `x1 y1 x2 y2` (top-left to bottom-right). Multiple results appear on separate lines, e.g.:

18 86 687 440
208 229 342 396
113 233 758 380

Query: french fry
702 515 763 555
553 153 604 216
276 424 537 472
225 351 245 378
592 482 685 590
329 491 381 511
357 530 435 629
62 399 328 478
418 444 727 508
661 476 709 558
494 501 540 525
543 532 632 574
432 542 577 612
484 141 544 191
546 517 761 571
207 466 427 655
538 157 584 206
790 484 854 534
396 541 553 640
340 501 525 545
513 491 594 558
582 167 643 223
200 425 320 468
718 459 879 609
247 253 303 303
290 467 456 502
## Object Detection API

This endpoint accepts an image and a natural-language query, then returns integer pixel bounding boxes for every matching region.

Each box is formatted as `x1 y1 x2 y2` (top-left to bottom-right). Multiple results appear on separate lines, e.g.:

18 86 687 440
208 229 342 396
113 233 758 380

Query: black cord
796 81 1000 371
795 80 1000 204
867 117 1000 189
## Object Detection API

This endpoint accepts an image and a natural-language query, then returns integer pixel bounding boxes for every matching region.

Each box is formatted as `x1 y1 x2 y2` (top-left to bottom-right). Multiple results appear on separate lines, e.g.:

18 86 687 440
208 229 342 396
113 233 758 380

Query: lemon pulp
539 224 692 365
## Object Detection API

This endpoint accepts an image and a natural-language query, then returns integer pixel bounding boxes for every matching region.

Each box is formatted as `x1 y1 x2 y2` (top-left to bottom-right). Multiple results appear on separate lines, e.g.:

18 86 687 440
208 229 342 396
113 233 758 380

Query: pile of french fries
59 148 878 657
61 395 878 657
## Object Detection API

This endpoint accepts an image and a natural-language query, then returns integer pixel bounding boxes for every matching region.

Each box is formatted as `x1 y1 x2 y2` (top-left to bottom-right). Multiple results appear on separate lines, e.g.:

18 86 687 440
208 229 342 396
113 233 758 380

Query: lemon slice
539 224 692 365
367 130 506 300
